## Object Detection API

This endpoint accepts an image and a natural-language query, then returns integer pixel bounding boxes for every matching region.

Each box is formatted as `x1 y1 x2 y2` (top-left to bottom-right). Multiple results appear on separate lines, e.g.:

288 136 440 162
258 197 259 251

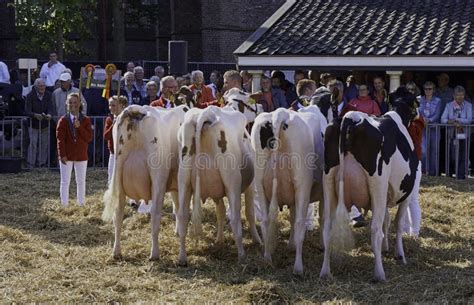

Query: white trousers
107 153 115 187
403 169 422 237
60 160 87 206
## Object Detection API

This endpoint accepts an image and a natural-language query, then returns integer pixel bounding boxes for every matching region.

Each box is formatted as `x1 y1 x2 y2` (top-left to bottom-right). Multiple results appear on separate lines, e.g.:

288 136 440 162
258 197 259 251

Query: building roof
234 0 474 70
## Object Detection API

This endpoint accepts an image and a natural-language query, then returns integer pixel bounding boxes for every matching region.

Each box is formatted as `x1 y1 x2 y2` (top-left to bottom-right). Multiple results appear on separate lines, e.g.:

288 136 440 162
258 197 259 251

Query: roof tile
243 0 474 56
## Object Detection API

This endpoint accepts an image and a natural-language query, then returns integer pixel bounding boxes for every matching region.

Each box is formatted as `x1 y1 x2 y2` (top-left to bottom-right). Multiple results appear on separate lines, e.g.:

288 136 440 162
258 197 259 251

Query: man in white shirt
39 52 66 91
0 60 10 84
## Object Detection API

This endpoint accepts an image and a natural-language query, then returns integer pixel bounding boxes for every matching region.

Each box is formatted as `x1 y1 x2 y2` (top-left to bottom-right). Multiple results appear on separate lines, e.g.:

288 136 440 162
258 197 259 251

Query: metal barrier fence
0 116 110 169
423 124 473 179
1 116 473 177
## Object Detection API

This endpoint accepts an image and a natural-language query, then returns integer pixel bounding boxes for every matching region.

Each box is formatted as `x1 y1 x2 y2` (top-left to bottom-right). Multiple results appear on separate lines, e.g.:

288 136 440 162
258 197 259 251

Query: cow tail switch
330 117 355 253
267 110 289 254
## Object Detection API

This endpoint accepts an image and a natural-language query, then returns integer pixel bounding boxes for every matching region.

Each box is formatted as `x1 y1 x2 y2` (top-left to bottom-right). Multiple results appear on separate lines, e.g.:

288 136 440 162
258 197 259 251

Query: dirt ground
0 169 472 303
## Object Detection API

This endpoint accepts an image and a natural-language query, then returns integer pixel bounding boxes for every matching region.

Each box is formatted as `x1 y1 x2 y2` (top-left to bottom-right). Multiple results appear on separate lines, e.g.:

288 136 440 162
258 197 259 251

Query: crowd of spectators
0 54 473 180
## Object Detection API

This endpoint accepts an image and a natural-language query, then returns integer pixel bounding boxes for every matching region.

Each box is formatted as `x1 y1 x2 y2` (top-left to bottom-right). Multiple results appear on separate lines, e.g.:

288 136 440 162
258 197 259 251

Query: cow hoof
112 253 122 260
149 255 160 262
396 256 407 265
177 260 188 267
215 238 225 246
252 236 263 246
383 250 390 257
238 255 247 264
319 272 333 281
371 275 387 283
293 268 304 277
287 242 296 251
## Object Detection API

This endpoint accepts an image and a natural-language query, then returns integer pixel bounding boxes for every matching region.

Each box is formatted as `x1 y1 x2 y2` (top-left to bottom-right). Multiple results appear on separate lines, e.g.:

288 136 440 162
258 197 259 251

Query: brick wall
201 0 285 62
0 0 284 63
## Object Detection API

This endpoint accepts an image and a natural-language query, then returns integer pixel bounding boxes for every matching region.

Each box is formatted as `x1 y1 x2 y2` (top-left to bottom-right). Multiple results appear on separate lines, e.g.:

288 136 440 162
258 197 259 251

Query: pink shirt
349 96 381 116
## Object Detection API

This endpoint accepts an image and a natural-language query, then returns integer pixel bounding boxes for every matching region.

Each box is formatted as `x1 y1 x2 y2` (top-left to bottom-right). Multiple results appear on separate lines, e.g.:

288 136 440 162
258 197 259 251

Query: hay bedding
0 169 472 303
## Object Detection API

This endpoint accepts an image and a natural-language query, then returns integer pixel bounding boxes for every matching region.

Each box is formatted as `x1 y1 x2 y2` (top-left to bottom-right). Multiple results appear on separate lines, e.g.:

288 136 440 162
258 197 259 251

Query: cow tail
330 116 354 252
190 110 218 238
267 111 288 253
102 114 125 223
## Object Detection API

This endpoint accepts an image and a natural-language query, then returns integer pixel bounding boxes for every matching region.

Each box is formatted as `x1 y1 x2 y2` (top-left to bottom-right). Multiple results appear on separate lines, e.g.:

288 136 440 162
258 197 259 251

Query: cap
59 73 71 81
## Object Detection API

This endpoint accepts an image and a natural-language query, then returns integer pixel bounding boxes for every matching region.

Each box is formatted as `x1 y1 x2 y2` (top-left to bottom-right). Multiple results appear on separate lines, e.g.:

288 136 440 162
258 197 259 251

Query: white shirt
40 61 66 87
0 61 10 84
207 83 217 98
164 98 172 109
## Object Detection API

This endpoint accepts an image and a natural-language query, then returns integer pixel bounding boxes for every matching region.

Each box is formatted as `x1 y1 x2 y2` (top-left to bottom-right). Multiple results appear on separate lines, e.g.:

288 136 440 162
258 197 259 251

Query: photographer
25 78 53 167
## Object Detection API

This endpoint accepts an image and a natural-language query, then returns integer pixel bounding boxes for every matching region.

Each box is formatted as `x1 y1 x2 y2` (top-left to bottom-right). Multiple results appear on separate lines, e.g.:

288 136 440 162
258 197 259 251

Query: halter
227 98 259 114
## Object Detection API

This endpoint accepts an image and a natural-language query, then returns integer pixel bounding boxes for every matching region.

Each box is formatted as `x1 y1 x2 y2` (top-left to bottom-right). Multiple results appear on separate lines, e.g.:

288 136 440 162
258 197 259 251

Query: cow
250 105 326 275
176 105 262 266
319 92 421 282
102 104 190 260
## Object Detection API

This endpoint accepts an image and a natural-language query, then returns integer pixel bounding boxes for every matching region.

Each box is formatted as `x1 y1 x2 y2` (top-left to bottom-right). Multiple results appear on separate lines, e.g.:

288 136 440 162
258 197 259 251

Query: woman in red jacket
56 93 93 207
103 95 128 186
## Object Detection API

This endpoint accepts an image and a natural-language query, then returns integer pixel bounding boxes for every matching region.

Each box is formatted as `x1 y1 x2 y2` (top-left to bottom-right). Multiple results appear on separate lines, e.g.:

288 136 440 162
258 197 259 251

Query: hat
59 73 71 81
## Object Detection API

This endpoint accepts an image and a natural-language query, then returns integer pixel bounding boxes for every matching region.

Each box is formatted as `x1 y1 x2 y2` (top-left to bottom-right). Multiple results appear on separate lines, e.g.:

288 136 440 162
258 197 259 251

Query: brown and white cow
102 104 190 260
320 92 421 282
250 106 326 275
176 105 262 266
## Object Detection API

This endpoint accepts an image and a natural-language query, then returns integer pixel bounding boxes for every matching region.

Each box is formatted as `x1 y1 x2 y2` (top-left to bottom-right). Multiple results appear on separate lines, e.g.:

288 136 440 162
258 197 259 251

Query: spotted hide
102 104 190 261
250 106 326 276
320 109 421 282
176 105 262 266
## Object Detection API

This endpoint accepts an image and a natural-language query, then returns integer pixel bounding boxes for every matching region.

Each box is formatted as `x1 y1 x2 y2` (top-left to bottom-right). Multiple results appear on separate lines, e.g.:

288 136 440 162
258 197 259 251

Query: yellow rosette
84 64 95 89
102 64 117 99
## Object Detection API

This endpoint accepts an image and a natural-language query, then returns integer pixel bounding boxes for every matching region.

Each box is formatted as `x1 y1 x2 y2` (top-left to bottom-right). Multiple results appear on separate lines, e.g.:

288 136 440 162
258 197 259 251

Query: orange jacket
189 84 214 108
56 114 93 161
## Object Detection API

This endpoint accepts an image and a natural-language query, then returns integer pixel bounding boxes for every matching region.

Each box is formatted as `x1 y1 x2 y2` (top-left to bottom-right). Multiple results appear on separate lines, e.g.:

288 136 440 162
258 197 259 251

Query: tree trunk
56 26 64 61
97 0 108 62
111 0 125 61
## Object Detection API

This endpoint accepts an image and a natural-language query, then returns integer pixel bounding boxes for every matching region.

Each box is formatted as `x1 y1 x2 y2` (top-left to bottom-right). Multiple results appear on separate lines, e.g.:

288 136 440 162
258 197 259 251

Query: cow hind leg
320 173 337 279
292 187 310 276
244 186 263 245
177 188 191 266
369 181 388 282
288 205 296 251
171 191 179 236
215 199 225 245
394 200 409 265
149 180 167 261
112 193 126 259
382 207 391 254
227 188 246 263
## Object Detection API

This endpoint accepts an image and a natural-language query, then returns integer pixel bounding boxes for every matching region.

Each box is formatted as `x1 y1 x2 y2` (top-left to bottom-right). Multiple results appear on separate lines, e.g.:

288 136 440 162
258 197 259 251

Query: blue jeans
422 126 439 175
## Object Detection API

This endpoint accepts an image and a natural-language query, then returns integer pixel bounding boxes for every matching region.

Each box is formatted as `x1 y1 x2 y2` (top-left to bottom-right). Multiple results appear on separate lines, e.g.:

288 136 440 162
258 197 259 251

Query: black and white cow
320 92 421 282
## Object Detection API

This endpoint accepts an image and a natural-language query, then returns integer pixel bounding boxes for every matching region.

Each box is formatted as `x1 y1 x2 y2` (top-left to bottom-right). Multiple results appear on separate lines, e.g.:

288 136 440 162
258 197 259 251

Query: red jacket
189 84 214 108
408 116 426 161
56 114 93 161
151 96 171 108
103 115 114 154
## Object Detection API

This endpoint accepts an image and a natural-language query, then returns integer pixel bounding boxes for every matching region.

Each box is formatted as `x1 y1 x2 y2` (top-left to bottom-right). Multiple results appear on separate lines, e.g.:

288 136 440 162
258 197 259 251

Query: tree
10 0 97 60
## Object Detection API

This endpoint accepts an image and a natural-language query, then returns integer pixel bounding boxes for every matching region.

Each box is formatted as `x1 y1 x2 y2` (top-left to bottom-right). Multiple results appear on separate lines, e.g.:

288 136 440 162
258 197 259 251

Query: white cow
250 106 326 275
176 105 262 266
102 104 190 260
320 92 421 282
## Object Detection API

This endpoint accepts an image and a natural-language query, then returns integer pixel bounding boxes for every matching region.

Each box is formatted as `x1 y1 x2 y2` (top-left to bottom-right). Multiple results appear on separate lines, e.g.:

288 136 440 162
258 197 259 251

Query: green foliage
9 0 97 59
